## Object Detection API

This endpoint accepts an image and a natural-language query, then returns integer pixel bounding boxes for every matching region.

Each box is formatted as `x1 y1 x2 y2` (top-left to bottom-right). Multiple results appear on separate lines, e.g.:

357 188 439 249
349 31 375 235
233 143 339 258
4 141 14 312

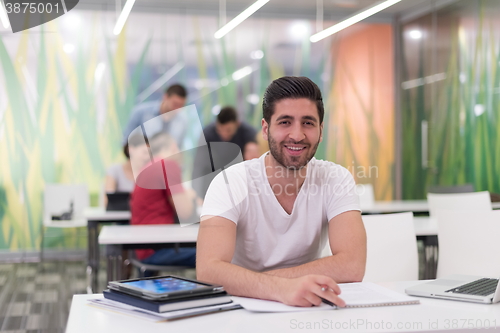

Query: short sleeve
326 167 361 221
106 164 120 178
200 165 249 224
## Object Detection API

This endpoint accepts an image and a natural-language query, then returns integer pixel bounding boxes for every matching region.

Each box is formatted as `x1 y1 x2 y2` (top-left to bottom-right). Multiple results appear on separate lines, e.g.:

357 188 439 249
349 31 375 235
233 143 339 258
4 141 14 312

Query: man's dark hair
217 106 238 124
262 76 324 124
165 84 187 98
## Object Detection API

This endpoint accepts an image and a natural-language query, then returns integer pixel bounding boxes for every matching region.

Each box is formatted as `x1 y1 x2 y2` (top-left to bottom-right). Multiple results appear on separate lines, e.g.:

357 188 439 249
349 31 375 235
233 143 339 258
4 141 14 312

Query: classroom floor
0 260 90 333
0 259 196 333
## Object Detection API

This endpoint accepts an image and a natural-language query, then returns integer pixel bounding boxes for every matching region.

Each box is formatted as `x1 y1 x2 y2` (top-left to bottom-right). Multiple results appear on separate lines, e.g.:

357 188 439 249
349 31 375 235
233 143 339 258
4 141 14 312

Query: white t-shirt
201 153 360 272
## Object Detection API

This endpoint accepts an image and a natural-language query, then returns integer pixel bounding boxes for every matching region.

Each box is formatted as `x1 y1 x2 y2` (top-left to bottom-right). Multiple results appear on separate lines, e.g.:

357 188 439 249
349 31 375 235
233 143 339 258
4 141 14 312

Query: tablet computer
108 275 225 301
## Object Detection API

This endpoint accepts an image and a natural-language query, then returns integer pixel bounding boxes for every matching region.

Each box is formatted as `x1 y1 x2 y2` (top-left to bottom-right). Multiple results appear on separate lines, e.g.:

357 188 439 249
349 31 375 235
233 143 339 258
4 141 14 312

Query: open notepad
232 282 419 312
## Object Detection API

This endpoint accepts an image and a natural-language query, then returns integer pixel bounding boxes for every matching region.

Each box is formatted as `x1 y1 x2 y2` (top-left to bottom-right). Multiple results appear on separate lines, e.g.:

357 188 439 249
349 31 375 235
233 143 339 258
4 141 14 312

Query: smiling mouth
284 145 306 154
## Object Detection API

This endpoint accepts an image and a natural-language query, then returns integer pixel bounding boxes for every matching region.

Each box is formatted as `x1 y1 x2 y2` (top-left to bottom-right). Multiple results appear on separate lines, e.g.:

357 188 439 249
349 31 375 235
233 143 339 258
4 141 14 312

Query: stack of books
89 275 241 321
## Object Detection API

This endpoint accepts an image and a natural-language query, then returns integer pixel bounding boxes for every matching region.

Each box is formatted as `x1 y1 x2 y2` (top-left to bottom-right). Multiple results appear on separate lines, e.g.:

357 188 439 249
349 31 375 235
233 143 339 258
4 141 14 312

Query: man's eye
279 121 290 125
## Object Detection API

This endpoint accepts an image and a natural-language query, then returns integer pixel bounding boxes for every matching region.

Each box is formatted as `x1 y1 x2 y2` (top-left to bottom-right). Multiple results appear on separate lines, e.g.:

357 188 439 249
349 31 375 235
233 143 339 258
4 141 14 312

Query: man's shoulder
203 122 218 139
238 121 257 133
308 158 352 181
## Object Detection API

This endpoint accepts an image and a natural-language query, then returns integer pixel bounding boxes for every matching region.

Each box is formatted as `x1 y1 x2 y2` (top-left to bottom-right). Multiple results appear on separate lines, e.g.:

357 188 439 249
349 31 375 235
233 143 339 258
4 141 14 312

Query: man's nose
288 123 305 142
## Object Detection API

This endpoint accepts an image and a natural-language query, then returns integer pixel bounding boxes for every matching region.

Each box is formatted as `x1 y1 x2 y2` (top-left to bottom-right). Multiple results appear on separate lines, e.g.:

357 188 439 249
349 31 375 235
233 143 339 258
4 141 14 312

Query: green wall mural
401 0 500 199
0 9 394 252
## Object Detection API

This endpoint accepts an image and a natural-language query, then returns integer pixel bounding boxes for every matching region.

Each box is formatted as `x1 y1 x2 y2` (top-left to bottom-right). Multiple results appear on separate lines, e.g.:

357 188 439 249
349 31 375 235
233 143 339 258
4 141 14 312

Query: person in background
104 134 152 206
122 84 188 148
192 106 259 199
130 133 197 275
104 144 136 194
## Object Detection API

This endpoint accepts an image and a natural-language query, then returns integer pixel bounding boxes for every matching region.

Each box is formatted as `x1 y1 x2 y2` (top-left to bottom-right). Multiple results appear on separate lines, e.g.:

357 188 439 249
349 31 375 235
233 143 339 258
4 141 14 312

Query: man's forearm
264 253 365 283
197 260 284 301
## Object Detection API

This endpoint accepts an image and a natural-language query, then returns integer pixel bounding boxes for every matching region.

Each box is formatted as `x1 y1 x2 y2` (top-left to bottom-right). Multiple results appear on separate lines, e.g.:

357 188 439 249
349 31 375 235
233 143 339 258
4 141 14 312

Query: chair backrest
436 209 500 278
427 191 492 217
362 212 418 282
356 183 375 209
43 184 89 224
428 184 474 194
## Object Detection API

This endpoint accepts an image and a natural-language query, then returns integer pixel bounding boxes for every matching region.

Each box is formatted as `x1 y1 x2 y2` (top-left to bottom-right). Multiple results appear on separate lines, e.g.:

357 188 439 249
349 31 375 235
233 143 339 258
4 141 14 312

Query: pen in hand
320 286 336 307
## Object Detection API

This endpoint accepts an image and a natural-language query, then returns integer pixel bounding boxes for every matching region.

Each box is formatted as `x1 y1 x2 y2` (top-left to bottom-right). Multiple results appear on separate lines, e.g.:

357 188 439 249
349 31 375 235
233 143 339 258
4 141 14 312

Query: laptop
405 274 500 304
106 192 130 211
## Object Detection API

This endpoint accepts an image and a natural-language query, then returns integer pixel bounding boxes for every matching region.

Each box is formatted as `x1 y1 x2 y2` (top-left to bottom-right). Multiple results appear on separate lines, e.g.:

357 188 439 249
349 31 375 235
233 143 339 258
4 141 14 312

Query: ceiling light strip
113 0 136 35
310 0 401 43
214 0 269 39
0 0 10 29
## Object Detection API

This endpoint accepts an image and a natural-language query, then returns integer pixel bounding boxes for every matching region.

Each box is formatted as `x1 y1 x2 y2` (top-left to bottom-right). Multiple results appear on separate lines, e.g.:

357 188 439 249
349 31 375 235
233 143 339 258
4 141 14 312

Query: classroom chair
41 184 89 262
436 209 500 278
321 212 418 282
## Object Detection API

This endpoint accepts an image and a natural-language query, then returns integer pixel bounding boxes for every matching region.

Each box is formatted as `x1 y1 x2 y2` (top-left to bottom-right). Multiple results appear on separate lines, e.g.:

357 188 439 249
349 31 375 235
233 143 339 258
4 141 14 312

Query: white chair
362 212 418 282
436 210 500 278
356 183 375 210
425 191 492 278
41 184 89 261
427 191 492 217
320 212 418 282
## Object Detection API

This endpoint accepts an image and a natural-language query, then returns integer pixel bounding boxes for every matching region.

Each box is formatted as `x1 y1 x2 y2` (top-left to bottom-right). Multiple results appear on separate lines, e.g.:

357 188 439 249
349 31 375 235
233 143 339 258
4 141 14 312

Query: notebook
103 289 232 313
405 274 500 304
232 282 419 312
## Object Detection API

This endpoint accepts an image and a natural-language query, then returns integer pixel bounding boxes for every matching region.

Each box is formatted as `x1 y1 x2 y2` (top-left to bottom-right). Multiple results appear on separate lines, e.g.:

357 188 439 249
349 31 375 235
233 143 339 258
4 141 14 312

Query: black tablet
108 275 224 300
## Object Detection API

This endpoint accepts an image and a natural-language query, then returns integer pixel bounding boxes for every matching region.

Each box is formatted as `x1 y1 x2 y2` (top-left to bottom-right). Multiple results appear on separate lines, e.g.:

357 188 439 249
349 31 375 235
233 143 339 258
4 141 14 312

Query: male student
122 84 188 147
192 106 259 199
196 76 366 307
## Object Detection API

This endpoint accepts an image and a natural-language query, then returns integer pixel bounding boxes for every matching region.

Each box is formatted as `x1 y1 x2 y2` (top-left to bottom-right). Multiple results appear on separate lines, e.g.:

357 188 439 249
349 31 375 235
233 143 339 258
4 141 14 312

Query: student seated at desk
197 76 367 307
130 133 197 276
104 136 152 207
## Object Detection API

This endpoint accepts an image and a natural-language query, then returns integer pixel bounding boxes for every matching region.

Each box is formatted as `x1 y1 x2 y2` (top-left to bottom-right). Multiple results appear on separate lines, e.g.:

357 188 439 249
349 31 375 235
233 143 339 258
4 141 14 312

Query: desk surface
84 207 131 221
362 200 500 214
413 217 437 236
98 224 199 245
67 280 500 333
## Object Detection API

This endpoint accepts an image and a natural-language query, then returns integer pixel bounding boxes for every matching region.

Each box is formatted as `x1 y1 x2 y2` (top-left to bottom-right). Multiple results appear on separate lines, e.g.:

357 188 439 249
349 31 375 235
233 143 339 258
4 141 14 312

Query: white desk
413 217 437 236
363 201 500 214
98 224 199 285
66 280 500 333
84 208 131 292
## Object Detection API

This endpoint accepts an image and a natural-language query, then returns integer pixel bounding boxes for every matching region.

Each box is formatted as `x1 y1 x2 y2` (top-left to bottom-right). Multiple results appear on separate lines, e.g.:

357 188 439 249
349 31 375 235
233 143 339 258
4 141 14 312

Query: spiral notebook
232 282 419 312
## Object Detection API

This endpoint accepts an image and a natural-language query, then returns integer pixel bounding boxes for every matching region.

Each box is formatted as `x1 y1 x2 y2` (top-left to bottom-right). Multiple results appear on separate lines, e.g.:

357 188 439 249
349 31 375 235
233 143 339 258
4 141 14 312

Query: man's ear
319 122 324 143
261 118 269 141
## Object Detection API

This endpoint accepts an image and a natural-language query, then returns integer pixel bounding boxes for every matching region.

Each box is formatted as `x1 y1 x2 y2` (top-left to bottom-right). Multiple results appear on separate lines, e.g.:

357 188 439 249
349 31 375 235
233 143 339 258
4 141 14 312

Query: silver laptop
405 274 500 304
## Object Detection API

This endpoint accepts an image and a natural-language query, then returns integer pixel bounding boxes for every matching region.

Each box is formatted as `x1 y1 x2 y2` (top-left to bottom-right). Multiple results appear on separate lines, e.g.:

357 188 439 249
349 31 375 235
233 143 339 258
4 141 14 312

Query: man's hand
276 275 345 307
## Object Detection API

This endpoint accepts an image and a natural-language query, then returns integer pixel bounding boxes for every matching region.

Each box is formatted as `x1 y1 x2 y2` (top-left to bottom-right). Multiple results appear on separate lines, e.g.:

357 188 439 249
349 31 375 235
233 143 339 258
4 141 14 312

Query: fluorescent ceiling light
310 0 401 43
63 44 75 54
409 30 422 39
232 66 253 81
0 0 10 29
113 0 136 35
214 0 269 39
250 50 264 60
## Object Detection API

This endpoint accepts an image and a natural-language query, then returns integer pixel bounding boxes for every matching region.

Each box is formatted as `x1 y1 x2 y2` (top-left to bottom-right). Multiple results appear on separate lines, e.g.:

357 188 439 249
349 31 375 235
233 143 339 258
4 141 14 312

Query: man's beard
267 129 320 170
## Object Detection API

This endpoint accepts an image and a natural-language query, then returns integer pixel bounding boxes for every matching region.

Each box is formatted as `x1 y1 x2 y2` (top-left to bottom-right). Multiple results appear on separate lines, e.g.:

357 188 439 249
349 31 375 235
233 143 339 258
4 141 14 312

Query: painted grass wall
0 10 395 252
401 0 500 199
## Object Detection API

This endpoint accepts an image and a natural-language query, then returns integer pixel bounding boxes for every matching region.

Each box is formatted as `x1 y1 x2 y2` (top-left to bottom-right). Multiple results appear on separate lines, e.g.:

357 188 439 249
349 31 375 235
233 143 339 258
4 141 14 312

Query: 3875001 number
5 2 60 14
